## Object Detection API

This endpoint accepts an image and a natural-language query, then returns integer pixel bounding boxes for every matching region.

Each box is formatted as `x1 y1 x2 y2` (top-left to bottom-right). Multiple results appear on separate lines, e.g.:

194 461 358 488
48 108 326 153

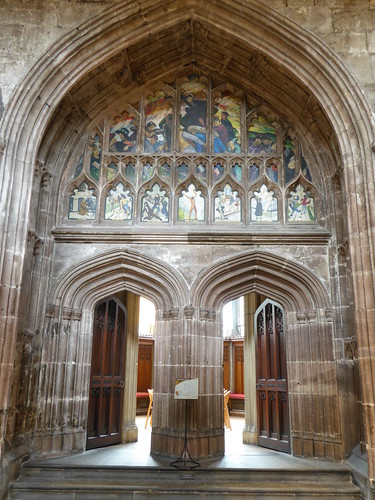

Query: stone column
122 292 139 443
287 309 344 461
151 305 224 460
243 293 257 444
34 304 86 454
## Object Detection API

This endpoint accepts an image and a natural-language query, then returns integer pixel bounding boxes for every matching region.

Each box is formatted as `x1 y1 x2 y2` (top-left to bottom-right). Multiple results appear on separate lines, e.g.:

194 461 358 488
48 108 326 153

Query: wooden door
87 297 127 450
255 300 290 453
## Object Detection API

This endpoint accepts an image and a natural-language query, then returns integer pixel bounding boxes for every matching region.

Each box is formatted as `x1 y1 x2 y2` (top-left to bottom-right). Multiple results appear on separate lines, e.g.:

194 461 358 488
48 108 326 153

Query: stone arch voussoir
191 250 331 313
50 248 188 312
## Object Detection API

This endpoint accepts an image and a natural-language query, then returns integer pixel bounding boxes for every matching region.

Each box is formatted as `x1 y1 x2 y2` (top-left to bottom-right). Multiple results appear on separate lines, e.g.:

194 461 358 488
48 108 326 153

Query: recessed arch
191 250 331 312
0 0 375 483
50 248 188 312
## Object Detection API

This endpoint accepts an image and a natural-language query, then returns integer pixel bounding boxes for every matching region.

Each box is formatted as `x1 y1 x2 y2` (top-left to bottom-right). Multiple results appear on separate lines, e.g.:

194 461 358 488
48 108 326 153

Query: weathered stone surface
1 1 375 499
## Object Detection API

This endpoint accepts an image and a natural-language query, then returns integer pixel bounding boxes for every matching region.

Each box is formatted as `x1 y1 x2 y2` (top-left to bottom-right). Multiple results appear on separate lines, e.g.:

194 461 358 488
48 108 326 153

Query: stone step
10 463 362 499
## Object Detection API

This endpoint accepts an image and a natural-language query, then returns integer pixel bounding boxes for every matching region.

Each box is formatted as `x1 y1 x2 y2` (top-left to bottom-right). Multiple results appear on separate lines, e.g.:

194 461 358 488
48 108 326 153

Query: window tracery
63 74 320 226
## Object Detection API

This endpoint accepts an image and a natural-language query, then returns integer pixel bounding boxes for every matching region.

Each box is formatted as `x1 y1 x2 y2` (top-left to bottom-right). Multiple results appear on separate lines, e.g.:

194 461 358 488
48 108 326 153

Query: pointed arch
191 250 331 312
0 0 374 479
50 248 188 311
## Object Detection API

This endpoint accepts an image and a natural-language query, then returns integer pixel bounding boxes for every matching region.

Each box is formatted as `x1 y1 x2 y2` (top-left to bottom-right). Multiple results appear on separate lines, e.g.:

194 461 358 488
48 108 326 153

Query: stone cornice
52 227 331 245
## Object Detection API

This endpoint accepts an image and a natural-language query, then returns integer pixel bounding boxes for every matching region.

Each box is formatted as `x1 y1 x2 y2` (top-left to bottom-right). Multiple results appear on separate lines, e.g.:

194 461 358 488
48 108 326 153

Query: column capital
184 305 195 320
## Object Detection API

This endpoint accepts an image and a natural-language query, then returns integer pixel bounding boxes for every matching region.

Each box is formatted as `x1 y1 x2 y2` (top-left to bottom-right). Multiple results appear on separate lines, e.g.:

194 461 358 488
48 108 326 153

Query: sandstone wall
1 1 375 119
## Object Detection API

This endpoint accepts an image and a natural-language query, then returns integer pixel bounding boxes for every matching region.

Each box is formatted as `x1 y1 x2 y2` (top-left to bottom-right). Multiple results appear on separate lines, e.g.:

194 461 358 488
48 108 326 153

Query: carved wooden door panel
87 297 127 450
255 300 290 453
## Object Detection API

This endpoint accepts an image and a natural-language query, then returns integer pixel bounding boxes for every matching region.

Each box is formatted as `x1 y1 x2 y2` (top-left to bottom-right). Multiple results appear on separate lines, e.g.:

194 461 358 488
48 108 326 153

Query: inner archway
223 294 290 455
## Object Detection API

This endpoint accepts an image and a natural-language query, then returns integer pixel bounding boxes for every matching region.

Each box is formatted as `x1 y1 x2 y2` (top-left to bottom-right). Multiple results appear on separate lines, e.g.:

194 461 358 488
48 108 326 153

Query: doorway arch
36 248 188 454
191 250 339 460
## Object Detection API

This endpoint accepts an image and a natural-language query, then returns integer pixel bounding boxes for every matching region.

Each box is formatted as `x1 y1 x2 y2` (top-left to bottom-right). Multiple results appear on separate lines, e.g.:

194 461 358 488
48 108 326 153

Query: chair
224 389 232 430
145 389 153 429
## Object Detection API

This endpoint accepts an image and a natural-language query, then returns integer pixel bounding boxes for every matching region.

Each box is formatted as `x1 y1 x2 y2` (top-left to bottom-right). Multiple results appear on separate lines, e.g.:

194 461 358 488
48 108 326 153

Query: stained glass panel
109 111 137 153
250 185 278 222
105 183 133 220
248 115 276 154
284 136 296 184
287 185 315 222
179 74 207 153
69 182 97 220
214 92 241 153
141 184 169 222
178 183 205 222
144 90 173 153
215 184 241 222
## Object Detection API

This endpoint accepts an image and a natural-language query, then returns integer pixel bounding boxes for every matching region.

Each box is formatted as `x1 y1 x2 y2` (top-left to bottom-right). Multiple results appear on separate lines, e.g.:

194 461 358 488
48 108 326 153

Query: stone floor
30 415 351 472
10 416 363 498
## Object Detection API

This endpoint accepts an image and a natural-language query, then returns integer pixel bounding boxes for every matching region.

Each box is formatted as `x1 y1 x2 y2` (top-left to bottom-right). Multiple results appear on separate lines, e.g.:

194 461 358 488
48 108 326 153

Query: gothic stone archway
190 250 340 460
1 0 374 486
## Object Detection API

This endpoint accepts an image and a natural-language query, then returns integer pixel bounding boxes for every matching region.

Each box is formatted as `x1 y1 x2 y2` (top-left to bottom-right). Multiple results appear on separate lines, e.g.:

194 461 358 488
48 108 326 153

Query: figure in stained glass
301 156 312 182
248 115 276 154
195 162 207 182
287 185 315 222
89 134 101 181
215 184 241 222
232 163 242 182
69 182 97 220
267 162 278 183
177 162 189 182
109 110 137 153
106 161 118 181
73 155 83 179
213 162 224 182
179 74 207 153
250 184 278 222
141 184 169 223
214 92 241 153
284 136 296 183
144 91 173 153
178 183 205 221
105 183 133 220
249 162 260 183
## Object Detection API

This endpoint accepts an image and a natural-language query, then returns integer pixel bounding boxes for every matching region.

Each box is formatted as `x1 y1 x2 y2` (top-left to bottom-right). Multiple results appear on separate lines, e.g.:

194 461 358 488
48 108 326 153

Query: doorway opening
87 292 155 451
223 293 290 454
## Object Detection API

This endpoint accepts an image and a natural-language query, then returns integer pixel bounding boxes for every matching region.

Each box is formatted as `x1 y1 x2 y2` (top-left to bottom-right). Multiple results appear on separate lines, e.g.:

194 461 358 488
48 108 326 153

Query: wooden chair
145 389 153 429
223 389 232 430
